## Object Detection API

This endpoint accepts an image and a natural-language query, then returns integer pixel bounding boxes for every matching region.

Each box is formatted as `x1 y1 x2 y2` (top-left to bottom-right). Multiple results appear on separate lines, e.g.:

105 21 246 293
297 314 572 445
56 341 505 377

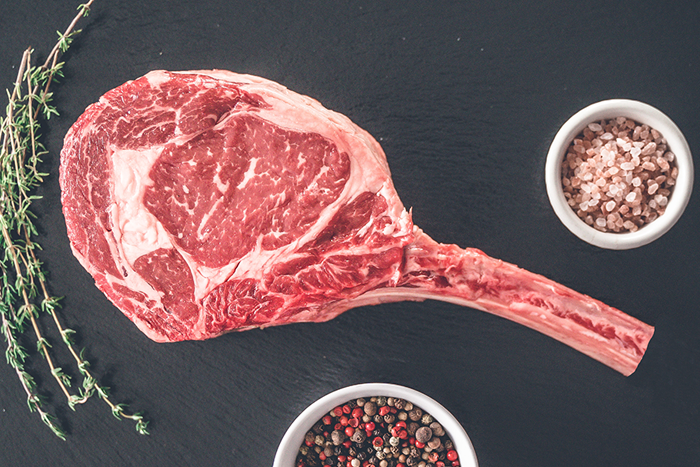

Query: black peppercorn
351 429 367 444
408 408 422 422
429 421 445 437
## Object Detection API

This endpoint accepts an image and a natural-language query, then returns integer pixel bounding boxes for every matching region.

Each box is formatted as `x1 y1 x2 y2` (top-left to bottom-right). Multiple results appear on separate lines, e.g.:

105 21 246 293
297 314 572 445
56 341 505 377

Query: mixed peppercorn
296 396 460 467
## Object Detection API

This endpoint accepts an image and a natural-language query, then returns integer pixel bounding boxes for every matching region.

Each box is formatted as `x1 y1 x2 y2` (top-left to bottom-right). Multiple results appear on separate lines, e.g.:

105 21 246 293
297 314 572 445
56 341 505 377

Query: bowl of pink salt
545 99 693 249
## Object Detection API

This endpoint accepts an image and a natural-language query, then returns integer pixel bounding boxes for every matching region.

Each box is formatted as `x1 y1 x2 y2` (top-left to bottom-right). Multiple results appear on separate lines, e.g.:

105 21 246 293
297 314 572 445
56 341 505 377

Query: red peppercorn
344 426 354 437
343 440 352 448
378 406 391 416
409 437 415 445
339 416 349 426
396 464 405 467
398 429 408 439
352 407 364 419
415 441 425 449
349 418 360 428
446 450 458 461
452 462 460 467
338 455 346 462
333 406 343 417
319 452 327 461
305 439 314 447
335 423 343 430
365 422 375 432
372 437 384 447
429 452 439 463
395 421 407 429
436 463 445 467
342 404 352 414
322 415 332 425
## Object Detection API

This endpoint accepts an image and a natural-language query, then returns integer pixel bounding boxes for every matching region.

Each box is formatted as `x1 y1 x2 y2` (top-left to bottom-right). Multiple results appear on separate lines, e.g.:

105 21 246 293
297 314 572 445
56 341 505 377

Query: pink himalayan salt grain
561 117 678 233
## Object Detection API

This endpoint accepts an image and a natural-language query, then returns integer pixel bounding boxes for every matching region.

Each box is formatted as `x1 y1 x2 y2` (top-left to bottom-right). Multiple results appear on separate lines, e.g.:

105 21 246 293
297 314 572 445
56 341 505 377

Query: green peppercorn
376 396 387 407
331 430 345 446
420 413 434 425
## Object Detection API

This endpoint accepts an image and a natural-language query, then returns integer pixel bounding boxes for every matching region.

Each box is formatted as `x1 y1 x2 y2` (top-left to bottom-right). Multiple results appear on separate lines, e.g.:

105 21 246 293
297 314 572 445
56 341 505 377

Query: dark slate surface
1 1 699 465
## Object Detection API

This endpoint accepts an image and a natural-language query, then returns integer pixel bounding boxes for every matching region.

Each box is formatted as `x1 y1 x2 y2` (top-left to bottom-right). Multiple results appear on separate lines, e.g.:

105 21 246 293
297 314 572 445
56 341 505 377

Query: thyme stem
1 0 149 437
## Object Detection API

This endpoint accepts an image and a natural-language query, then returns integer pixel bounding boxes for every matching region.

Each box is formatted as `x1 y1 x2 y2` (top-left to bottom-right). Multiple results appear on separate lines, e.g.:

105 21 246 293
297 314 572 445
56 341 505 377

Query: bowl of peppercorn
545 99 694 250
274 383 478 467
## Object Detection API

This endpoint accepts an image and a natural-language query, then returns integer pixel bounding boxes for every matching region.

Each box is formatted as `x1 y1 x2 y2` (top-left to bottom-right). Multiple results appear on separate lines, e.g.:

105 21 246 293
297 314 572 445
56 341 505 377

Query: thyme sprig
1 0 149 438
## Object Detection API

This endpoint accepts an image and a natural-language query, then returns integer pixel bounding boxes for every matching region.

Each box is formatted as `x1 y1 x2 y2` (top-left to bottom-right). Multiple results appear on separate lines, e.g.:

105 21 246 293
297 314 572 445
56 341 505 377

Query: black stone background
1 1 699 466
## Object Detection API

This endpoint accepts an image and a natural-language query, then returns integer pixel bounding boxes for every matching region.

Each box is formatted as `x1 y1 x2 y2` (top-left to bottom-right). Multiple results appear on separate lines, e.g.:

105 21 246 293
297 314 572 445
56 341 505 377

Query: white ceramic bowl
274 383 478 467
545 99 693 249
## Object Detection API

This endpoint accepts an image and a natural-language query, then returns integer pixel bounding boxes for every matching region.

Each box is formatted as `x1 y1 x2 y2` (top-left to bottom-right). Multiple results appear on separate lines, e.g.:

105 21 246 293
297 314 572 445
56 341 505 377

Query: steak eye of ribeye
60 70 653 376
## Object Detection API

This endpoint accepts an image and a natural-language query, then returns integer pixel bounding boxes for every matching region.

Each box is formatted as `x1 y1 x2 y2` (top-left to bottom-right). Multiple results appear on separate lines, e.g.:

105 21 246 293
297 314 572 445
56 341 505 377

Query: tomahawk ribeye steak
60 70 653 375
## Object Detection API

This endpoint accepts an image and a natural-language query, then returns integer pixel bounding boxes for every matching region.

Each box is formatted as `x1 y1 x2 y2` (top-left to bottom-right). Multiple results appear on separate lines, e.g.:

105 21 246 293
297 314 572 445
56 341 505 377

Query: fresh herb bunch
0 0 148 438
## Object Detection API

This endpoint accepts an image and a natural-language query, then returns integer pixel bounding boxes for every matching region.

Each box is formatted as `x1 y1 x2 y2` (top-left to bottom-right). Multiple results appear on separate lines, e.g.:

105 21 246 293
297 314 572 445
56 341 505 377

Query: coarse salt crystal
605 200 616 211
595 217 606 227
641 142 656 155
626 192 637 202
588 122 603 132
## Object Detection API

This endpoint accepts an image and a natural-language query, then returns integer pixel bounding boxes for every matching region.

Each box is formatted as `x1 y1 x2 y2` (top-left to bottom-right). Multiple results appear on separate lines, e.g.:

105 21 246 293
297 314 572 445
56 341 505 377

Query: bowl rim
545 98 694 250
273 383 479 467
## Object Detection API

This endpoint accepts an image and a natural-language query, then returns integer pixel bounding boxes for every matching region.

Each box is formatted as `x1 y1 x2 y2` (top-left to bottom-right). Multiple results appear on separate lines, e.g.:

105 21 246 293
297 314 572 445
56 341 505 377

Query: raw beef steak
60 70 653 375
